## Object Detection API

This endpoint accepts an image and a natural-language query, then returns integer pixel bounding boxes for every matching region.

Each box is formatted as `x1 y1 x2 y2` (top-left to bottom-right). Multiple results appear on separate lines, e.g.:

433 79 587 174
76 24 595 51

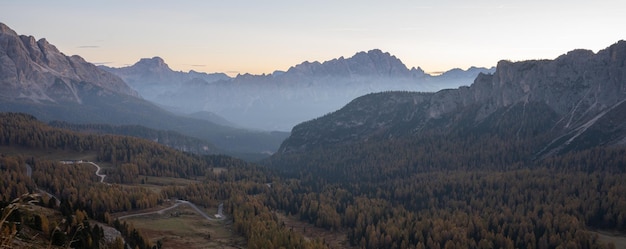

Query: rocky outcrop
0 22 137 103
278 41 626 155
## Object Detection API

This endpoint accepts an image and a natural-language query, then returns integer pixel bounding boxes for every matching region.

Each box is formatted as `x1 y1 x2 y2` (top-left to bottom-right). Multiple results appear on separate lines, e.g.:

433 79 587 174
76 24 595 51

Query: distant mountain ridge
106 49 494 131
284 49 421 77
278 41 626 157
100 57 229 100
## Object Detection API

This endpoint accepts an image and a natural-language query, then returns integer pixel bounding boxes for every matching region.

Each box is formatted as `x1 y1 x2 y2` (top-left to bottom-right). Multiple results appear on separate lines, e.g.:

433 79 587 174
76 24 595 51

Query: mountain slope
0 22 287 156
276 40 626 162
0 23 137 103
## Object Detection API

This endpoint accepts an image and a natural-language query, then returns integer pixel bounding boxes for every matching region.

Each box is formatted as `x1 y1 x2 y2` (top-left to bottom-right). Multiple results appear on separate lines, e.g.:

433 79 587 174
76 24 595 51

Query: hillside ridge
278 40 626 156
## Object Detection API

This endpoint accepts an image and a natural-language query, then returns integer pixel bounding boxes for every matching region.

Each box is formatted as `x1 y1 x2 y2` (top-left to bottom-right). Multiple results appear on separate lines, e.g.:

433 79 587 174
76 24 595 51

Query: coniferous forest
261 102 626 249
0 113 324 248
1 107 625 248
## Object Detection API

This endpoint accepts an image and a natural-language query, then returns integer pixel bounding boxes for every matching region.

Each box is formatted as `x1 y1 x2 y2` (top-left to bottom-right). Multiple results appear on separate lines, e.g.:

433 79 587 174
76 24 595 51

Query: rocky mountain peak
131 56 172 73
285 49 411 77
556 49 595 61
137 56 167 67
0 22 18 36
0 22 138 103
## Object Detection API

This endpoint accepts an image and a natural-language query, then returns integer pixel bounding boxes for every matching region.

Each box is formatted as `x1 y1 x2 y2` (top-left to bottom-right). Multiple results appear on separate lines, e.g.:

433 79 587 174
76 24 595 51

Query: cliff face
279 41 626 156
0 22 137 104
471 45 625 122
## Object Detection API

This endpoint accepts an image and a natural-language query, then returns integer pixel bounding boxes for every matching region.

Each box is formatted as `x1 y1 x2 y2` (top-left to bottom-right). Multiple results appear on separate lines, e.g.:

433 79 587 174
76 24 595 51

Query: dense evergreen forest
48 121 219 155
2 111 625 248
264 102 626 249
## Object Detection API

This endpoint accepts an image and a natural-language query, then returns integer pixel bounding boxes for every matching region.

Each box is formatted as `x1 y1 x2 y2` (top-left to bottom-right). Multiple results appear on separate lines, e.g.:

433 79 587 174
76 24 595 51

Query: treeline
49 121 218 155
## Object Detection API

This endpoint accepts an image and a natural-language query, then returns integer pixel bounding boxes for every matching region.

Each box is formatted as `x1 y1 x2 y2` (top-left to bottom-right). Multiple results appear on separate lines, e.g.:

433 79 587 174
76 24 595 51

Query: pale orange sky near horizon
1 0 625 77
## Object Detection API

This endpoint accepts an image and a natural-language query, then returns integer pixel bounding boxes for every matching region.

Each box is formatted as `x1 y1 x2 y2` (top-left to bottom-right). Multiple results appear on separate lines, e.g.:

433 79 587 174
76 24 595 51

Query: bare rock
0 22 138 104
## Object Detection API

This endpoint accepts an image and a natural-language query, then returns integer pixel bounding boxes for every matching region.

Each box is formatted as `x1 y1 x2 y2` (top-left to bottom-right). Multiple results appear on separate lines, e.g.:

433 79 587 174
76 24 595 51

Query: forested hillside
264 100 626 248
0 112 326 248
48 121 219 155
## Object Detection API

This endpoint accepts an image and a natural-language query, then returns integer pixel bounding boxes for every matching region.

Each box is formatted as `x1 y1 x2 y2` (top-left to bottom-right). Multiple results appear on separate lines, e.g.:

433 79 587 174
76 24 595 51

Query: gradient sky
1 0 625 76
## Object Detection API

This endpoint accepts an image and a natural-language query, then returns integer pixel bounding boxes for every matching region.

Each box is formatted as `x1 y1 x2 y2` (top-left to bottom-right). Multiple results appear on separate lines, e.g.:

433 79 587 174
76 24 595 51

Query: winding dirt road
62 161 224 222
60 160 106 183
117 200 225 221
82 161 106 183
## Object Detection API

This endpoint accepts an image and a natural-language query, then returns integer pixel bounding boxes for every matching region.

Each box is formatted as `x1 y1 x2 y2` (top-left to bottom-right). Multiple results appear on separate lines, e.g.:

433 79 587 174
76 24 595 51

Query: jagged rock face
469 43 626 127
279 41 626 155
0 22 137 103
424 41 626 125
285 49 416 78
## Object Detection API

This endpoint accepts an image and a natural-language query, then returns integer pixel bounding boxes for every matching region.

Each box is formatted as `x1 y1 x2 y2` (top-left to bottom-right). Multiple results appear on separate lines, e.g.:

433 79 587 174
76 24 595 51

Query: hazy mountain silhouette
100 57 229 100
106 50 493 131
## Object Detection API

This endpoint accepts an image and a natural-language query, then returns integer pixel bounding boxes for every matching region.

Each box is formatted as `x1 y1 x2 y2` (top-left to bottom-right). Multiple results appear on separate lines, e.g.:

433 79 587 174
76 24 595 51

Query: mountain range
276 41 626 160
102 50 494 131
0 22 287 157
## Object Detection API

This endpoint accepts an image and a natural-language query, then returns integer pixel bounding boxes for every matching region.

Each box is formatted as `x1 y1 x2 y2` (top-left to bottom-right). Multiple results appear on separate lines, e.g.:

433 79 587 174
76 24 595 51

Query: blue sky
1 0 624 76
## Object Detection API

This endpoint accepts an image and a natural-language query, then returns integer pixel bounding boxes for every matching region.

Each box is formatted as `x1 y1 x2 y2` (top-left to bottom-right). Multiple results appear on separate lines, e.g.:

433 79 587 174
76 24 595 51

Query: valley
1 21 625 249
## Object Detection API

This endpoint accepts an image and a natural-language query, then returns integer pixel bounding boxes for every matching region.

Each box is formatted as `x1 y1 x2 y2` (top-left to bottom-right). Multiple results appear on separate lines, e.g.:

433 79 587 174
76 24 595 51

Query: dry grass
593 230 626 249
135 175 201 193
212 167 227 174
122 205 245 249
